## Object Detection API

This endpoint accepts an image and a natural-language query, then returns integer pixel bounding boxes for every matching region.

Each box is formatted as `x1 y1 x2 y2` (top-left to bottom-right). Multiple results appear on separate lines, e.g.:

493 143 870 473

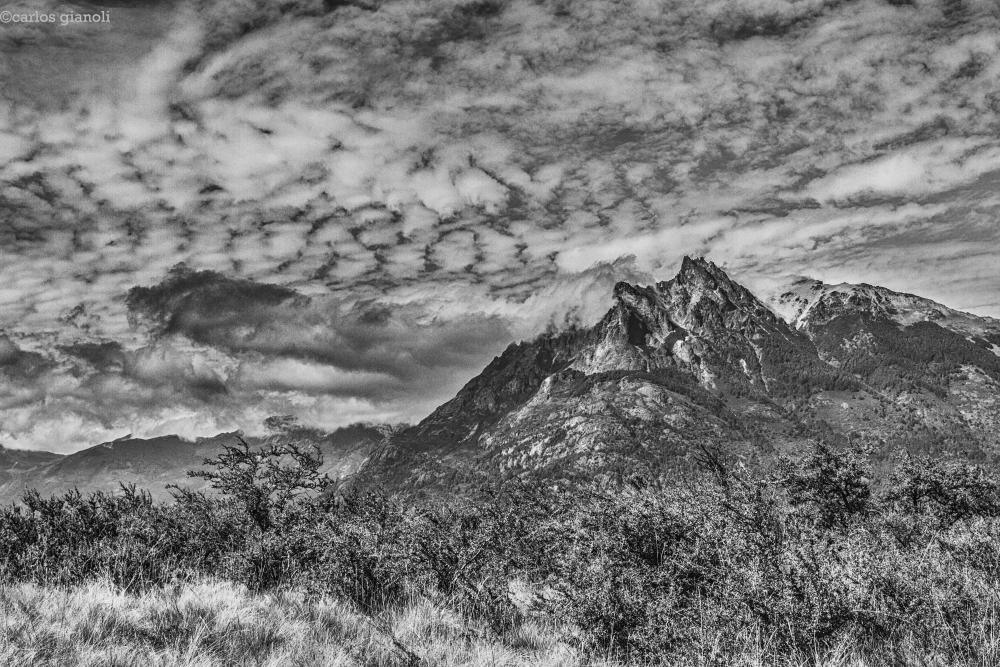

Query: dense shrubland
3 439 1000 665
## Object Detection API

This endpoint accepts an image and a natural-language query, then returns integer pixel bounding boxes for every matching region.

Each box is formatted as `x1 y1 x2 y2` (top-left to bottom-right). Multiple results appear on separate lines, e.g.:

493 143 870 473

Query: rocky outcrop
17 259 1000 501
768 278 1000 341
349 258 1000 493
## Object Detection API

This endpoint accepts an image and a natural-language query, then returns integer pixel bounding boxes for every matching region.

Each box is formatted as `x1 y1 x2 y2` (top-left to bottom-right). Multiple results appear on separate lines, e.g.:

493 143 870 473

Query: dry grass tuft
0 580 578 667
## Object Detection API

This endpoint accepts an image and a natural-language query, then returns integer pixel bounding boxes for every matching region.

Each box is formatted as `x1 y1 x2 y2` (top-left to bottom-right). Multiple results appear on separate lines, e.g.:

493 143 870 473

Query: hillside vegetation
3 440 1000 665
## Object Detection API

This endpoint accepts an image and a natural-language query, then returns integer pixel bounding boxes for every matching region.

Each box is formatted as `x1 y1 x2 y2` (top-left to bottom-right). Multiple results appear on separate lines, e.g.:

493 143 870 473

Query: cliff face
11 259 1000 500
574 257 839 399
350 258 1000 492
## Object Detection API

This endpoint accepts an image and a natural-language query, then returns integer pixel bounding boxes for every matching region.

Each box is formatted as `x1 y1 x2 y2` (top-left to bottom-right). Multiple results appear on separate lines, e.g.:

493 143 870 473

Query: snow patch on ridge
759 275 1000 340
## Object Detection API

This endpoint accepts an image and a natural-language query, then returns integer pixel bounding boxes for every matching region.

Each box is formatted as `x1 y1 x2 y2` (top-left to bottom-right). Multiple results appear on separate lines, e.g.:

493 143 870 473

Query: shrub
304 490 413 609
883 454 1000 528
4 442 1000 664
540 487 712 659
407 496 525 632
182 436 332 532
780 441 874 529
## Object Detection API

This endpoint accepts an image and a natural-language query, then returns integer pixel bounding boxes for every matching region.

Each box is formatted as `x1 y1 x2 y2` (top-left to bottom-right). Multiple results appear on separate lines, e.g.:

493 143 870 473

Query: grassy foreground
1 579 978 667
5 441 1000 665
0 580 584 667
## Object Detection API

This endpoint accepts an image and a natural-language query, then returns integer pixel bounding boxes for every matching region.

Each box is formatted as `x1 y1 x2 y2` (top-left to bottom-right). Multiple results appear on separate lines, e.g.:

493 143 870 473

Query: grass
0 581 1000 667
5 443 1000 665
0 580 586 667
0 579 939 667
3 579 994 667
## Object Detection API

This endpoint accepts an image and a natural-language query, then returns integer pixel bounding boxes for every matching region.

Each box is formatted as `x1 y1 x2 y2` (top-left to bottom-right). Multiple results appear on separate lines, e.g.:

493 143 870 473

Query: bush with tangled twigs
3 441 1000 664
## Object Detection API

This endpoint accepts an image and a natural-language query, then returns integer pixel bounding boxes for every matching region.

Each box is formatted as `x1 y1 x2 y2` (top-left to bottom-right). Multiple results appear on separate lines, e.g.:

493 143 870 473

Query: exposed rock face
769 277 1000 340
350 258 1000 493
572 257 829 393
13 259 1000 500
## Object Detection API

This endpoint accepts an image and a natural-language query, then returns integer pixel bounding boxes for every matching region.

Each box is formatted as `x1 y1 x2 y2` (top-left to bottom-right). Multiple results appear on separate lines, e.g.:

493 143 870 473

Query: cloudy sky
1 0 1000 451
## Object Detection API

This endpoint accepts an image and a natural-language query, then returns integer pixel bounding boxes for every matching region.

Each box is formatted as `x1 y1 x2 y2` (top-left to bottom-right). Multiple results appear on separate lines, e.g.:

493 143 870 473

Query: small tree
179 436 331 531
780 441 873 529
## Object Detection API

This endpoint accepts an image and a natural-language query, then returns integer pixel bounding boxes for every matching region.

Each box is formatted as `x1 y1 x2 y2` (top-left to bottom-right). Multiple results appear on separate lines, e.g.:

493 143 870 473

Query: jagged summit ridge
578 257 803 379
611 257 786 335
766 276 1000 340
333 258 1000 492
14 260 1000 499
660 257 787 333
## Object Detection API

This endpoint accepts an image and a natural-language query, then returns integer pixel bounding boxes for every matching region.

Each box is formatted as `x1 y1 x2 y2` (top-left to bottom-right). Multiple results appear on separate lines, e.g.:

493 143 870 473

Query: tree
178 436 331 531
780 442 873 529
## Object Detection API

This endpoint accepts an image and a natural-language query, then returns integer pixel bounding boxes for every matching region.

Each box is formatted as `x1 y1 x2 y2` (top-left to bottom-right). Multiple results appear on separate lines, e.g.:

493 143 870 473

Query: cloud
2 0 1000 450
125 265 515 382
125 265 300 338
232 358 402 396
556 219 734 275
0 335 52 380
806 141 1000 202
123 344 229 399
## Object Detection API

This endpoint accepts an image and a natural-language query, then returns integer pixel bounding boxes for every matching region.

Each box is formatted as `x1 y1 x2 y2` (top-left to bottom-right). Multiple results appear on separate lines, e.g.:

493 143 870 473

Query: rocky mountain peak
674 256 728 287
337 261 1000 494
654 257 786 335
765 277 1000 339
574 258 800 383
670 257 758 303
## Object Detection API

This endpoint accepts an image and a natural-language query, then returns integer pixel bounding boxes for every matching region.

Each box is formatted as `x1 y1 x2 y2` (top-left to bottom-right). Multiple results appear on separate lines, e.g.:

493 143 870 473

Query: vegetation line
2 439 1000 665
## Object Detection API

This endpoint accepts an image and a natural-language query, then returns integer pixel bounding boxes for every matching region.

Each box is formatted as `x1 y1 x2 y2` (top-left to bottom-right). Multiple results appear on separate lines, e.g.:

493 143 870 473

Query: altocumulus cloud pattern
1 0 1000 451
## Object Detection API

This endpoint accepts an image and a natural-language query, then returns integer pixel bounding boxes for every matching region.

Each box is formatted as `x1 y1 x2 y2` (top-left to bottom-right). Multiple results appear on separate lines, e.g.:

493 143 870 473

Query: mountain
0 422 386 505
345 258 1000 492
8 258 1000 501
766 276 1000 452
767 277 1000 342
0 446 65 499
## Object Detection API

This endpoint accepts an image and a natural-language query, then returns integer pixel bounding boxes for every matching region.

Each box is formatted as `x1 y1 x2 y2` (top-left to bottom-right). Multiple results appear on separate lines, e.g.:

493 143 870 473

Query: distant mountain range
0 423 386 505
4 257 1000 501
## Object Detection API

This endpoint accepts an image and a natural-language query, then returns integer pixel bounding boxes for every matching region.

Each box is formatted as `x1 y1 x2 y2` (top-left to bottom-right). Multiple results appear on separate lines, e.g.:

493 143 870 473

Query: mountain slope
0 423 385 504
764 277 1000 455
348 259 1000 492
10 260 1000 500
768 277 1000 342
0 446 64 500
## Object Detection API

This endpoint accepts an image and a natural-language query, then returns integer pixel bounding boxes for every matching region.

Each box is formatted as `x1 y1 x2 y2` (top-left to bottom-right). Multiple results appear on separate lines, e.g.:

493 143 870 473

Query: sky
2 0 1000 451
